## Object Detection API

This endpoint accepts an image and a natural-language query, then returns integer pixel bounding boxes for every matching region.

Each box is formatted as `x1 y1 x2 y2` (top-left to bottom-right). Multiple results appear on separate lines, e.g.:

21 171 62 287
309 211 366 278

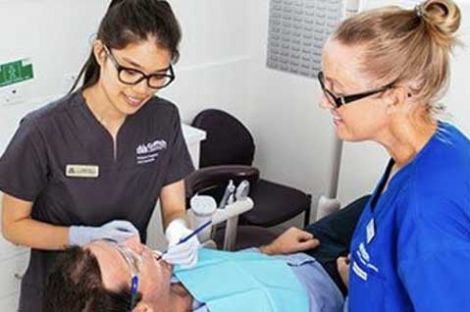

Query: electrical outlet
0 86 25 106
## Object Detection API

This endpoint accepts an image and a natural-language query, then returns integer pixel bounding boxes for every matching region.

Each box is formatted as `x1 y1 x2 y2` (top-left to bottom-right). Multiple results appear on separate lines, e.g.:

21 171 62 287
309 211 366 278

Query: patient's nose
122 235 145 254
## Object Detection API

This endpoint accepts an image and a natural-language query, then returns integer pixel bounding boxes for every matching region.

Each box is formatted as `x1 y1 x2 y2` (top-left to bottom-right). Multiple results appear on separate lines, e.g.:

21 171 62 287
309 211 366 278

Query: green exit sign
0 59 34 88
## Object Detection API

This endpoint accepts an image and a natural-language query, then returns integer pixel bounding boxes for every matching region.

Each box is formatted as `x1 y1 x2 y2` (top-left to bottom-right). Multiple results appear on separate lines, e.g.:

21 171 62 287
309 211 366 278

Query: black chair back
192 109 255 167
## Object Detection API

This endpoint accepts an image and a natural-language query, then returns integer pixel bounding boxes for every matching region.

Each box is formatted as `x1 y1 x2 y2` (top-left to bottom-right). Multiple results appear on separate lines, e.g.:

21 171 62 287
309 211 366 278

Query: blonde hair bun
421 0 461 47
331 0 463 110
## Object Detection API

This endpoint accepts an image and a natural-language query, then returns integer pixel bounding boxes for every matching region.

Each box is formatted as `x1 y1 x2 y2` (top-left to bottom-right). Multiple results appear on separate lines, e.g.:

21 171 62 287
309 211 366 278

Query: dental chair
192 109 312 229
185 165 279 250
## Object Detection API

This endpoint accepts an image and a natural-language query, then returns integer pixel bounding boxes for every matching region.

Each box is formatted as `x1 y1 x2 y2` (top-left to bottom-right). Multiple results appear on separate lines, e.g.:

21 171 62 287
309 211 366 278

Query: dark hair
69 0 182 93
43 246 142 312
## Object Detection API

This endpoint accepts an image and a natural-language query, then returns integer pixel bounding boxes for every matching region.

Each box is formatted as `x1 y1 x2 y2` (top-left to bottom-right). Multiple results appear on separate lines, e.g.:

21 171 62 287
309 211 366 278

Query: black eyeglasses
318 71 394 108
104 46 175 90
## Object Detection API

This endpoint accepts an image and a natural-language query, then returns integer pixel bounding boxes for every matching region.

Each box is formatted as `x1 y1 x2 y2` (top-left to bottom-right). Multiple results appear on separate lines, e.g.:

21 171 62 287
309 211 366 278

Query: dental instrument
234 180 250 201
219 179 235 209
156 220 212 261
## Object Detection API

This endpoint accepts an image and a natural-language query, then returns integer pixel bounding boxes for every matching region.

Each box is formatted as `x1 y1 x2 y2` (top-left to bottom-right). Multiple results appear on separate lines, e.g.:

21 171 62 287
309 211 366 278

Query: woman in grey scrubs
0 1 199 310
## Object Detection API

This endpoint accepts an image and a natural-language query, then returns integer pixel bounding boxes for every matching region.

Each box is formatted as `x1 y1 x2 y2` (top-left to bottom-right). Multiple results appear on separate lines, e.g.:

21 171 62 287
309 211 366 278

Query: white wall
1 0 468 235
0 0 109 150
445 1 470 135
238 0 470 207
166 0 338 215
160 0 252 123
0 0 339 254
0 0 257 307
243 1 337 204
0 0 254 153
0 0 395 218
3 0 468 308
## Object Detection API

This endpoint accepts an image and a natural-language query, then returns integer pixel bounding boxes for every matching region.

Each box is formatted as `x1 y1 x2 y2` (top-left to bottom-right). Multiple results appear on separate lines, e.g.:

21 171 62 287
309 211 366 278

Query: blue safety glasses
112 244 142 309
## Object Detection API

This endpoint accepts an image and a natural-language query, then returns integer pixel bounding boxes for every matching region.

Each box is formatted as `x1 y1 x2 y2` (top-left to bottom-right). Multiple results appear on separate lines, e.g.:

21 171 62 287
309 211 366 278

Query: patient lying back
43 231 344 312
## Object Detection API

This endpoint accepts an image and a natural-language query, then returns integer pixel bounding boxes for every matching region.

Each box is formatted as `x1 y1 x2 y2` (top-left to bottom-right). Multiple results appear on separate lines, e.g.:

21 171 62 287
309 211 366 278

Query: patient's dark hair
43 246 142 312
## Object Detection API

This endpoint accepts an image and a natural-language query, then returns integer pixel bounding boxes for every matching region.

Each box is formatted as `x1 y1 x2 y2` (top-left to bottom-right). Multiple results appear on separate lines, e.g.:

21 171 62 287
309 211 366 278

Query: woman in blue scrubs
0 1 199 310
318 0 470 311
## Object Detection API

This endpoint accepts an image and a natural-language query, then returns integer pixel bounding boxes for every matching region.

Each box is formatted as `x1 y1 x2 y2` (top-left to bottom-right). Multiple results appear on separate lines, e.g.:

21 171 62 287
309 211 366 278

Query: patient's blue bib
174 248 309 312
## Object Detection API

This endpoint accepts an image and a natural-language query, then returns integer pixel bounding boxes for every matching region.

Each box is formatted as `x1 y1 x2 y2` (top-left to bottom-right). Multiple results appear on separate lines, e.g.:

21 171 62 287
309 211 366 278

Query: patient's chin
134 301 155 312
171 283 190 297
170 284 193 311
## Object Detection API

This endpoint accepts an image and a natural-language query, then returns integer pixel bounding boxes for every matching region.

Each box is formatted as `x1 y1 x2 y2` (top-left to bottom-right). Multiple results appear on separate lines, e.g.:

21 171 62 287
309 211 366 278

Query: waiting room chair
191 109 312 228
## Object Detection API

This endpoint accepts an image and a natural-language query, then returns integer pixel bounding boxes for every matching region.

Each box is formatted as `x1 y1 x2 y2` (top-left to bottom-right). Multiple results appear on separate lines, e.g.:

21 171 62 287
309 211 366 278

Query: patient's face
87 236 172 305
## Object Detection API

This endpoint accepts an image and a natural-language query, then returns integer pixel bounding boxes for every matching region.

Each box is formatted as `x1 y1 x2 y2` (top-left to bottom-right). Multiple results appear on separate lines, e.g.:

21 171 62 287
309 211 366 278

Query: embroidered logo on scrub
136 139 167 164
352 242 380 281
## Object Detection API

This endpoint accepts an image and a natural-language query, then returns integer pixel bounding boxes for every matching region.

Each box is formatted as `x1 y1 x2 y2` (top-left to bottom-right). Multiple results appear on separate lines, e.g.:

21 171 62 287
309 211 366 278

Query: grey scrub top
0 91 194 311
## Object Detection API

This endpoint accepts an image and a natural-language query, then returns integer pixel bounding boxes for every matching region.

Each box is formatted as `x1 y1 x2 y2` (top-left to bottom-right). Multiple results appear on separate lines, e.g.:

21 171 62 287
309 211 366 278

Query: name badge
65 165 99 178
366 218 375 244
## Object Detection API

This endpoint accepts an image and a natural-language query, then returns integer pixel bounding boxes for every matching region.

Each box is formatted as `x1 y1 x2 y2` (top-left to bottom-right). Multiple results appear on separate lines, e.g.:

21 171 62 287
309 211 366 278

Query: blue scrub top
348 122 470 311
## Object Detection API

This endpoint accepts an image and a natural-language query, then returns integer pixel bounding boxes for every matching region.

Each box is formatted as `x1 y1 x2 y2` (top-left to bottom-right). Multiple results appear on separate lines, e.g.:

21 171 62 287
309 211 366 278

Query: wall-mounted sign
0 59 34 88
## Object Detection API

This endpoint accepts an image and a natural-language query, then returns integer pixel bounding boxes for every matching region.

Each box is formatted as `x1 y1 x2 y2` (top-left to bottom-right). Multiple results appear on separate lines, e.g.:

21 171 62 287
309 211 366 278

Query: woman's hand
69 220 140 246
337 255 350 288
163 218 200 268
260 227 320 255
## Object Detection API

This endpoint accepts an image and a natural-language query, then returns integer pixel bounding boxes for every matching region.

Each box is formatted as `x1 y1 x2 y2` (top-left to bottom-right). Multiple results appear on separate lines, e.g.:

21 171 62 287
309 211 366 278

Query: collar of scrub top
106 242 141 309
317 71 395 109
369 158 395 211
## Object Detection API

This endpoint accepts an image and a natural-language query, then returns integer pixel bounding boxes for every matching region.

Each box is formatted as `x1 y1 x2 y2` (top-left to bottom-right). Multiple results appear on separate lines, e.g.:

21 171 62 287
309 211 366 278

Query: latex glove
69 220 140 246
163 218 200 268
